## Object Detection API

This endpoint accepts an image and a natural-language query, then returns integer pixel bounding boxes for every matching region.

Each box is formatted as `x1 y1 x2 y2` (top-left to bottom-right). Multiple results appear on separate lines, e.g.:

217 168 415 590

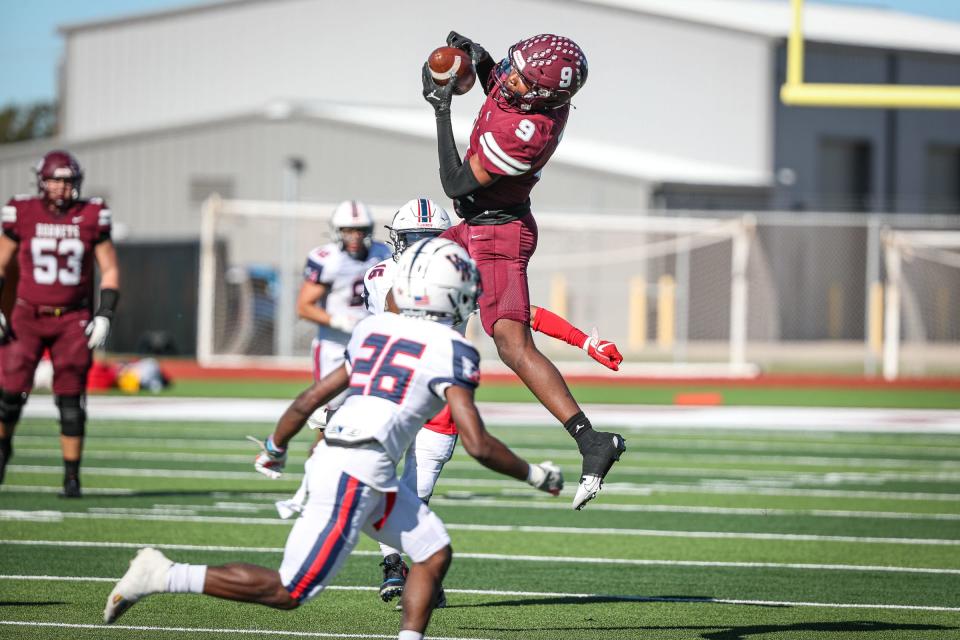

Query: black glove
447 31 494 84
422 62 456 115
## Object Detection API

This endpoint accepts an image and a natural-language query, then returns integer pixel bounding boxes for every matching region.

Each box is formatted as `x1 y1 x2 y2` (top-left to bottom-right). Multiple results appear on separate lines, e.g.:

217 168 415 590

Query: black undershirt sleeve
435 110 484 199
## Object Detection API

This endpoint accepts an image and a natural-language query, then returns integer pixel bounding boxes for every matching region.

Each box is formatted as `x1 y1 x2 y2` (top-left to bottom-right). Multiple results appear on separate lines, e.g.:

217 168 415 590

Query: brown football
427 46 476 95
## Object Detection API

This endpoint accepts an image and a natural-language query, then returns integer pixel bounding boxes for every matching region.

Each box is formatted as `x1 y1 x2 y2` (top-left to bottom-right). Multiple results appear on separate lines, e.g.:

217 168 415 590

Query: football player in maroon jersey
0 150 120 497
422 33 625 510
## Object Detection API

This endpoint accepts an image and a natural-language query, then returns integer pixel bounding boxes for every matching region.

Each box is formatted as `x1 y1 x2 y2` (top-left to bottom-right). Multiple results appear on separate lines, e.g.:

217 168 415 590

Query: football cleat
379 553 408 603
435 586 447 609
59 474 81 498
573 431 626 510
103 548 172 624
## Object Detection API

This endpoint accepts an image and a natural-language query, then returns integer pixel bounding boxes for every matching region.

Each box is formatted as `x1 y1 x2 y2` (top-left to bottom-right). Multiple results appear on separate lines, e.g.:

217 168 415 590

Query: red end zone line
153 360 960 390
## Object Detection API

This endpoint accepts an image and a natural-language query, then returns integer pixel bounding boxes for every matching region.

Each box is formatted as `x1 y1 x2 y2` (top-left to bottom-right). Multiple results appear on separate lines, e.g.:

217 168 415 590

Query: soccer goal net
198 196 765 376
882 230 960 380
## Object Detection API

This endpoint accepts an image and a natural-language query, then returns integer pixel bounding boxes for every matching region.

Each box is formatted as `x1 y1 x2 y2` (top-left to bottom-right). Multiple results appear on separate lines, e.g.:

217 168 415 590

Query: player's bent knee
423 545 452 574
56 395 86 437
0 390 28 426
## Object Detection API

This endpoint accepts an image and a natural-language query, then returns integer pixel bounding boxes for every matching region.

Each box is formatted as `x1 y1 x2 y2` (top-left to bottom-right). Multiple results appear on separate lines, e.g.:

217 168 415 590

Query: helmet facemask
387 228 445 262
336 226 373 260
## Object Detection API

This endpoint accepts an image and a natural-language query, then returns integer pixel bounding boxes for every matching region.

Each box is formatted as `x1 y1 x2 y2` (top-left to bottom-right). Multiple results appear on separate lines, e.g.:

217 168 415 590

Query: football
427 46 476 95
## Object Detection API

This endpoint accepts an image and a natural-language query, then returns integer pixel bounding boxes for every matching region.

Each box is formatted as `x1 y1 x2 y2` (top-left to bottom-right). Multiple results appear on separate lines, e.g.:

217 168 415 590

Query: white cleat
572 474 604 510
103 547 172 624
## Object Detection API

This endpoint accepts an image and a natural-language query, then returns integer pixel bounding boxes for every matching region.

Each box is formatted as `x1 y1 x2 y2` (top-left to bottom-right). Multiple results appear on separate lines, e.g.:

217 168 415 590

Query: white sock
166 563 207 593
397 631 424 640
380 542 401 558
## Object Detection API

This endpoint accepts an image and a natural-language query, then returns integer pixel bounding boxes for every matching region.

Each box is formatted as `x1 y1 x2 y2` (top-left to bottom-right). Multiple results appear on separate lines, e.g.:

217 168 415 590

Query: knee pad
0 390 28 426
56 395 86 437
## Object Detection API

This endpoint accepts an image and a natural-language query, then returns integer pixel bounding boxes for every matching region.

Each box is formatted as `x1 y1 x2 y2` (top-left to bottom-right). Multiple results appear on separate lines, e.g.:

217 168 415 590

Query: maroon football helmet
36 150 84 207
493 34 588 111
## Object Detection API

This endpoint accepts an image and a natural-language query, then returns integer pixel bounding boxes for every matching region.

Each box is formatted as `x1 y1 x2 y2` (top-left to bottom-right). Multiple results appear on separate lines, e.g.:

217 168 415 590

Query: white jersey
362 258 398 316
304 241 391 343
363 258 469 334
325 313 480 468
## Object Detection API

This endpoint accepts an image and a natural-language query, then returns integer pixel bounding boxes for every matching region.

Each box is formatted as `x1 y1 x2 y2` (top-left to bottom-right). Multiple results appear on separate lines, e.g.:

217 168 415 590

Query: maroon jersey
2 196 112 307
461 91 569 212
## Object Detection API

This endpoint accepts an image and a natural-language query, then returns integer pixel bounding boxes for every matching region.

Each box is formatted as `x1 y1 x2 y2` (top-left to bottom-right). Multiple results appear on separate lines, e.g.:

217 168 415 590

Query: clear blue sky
1 0 959 107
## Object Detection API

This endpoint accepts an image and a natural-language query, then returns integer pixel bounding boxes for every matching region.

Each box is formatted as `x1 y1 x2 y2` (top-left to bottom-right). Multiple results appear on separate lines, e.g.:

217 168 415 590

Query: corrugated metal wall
61 0 770 177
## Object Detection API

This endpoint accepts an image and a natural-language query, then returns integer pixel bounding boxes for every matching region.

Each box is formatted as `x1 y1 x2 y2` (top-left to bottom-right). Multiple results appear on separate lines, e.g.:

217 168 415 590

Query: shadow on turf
0 601 68 607
463 621 955 639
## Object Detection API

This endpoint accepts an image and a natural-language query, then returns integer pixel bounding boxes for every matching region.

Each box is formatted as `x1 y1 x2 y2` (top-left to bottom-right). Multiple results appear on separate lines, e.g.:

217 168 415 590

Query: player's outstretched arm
530 305 624 371
446 385 562 495
272 365 350 449
421 63 495 199
251 365 351 478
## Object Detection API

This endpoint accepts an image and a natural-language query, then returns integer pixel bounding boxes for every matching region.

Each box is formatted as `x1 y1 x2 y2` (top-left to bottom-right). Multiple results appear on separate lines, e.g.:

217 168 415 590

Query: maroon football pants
3 305 92 395
441 213 538 336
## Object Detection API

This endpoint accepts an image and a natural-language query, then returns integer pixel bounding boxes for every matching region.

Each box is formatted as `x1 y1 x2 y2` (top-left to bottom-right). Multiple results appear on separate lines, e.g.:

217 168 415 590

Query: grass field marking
428 497 960 521
9 477 960 503
588 436 960 456
4 510 960 545
13 463 960 486
16 444 960 470
129 496 960 522
7 464 304 481
6 539 960 575
457 448 960 469
21 397 960 432
3 580 960 615
18 430 960 457
639 482 960 502
0 620 490 640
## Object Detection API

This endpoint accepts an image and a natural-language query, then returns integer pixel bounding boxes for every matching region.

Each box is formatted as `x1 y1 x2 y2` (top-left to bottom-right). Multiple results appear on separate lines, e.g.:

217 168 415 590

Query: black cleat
59 475 82 498
573 430 626 510
379 553 408 603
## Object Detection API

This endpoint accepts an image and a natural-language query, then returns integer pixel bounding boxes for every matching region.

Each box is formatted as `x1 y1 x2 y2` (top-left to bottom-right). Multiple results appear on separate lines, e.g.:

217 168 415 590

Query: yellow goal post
780 0 960 109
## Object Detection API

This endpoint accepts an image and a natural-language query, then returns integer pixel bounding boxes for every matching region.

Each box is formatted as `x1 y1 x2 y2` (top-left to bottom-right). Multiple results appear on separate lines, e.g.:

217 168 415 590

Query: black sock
0 437 11 460
563 412 593 441
64 459 80 478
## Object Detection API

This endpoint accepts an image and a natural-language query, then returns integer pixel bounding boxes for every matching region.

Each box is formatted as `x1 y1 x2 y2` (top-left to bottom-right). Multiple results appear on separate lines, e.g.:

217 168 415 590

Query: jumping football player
296 200 391 429
362 197 623 604
104 238 562 640
421 32 625 509
0 150 119 497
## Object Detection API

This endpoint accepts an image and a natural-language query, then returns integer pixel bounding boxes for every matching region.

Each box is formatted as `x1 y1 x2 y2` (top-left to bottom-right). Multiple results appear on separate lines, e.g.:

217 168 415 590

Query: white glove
0 310 12 344
329 314 358 333
247 435 287 479
526 461 563 496
85 315 111 349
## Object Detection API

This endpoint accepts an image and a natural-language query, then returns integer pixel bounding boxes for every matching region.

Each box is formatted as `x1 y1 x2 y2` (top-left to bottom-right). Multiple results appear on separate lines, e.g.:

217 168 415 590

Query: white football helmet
386 198 453 261
330 200 374 259
393 238 480 326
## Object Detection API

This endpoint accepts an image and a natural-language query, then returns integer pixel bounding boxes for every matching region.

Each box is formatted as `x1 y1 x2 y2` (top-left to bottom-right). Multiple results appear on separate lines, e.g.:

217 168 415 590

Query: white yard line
2 509 958 545
13 445 959 470
3 539 960 575
12 463 960 486
20 397 960 433
1 580 959 614
0 620 481 639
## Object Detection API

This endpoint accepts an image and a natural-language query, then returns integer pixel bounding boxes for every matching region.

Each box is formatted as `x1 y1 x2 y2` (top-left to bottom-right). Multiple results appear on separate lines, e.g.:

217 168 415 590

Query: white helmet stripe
480 132 530 175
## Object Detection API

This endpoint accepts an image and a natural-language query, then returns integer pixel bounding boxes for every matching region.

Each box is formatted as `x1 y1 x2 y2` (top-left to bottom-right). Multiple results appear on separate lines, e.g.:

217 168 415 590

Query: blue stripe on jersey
452 341 481 389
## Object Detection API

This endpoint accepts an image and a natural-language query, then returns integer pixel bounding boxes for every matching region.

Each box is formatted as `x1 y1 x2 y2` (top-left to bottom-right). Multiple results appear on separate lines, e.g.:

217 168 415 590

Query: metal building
1 0 959 364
